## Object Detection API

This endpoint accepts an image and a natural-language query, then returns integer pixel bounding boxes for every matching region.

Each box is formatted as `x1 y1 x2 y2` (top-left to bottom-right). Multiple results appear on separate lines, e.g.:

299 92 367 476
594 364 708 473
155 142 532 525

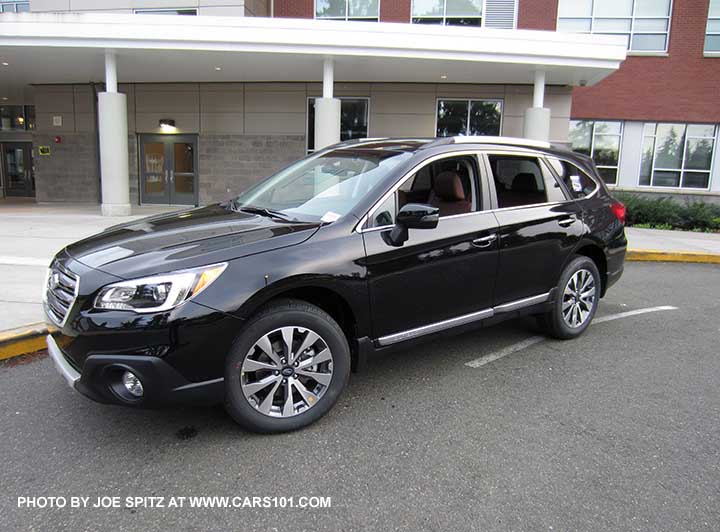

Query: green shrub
613 192 720 231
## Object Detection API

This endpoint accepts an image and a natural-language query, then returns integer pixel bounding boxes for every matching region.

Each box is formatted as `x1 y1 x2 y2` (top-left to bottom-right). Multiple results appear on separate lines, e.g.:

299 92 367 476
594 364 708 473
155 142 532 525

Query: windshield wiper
235 204 302 223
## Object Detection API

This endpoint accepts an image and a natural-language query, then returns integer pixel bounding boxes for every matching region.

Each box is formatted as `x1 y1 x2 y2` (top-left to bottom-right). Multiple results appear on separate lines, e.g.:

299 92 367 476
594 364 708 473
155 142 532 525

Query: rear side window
546 157 598 199
487 155 549 209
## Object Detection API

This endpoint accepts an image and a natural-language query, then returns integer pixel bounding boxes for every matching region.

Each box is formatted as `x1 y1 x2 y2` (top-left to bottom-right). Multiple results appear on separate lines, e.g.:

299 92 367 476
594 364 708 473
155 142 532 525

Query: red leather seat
427 171 472 217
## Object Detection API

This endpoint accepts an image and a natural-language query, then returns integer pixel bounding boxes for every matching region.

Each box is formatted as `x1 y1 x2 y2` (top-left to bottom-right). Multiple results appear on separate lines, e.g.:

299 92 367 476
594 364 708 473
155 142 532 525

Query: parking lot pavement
1 262 719 532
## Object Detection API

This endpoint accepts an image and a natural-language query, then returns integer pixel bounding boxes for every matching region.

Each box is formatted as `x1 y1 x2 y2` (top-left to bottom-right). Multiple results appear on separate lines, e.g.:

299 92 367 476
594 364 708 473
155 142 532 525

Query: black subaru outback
44 136 626 433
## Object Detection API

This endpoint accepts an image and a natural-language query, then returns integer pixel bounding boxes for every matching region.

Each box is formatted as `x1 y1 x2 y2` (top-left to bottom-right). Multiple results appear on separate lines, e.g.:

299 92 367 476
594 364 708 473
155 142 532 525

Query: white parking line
464 305 679 369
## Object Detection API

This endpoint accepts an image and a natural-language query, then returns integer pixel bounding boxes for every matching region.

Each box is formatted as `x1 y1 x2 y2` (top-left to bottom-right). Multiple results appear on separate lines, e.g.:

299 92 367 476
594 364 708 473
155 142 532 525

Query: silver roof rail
451 136 552 149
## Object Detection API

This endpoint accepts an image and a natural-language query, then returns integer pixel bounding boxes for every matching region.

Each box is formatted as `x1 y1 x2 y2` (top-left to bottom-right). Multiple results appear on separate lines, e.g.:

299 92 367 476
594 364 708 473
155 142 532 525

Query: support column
523 69 551 142
314 57 341 150
99 50 130 216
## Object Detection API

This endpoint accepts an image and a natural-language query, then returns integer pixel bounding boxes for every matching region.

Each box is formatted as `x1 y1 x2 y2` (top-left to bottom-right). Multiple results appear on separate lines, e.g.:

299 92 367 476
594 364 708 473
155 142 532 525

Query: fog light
122 371 144 397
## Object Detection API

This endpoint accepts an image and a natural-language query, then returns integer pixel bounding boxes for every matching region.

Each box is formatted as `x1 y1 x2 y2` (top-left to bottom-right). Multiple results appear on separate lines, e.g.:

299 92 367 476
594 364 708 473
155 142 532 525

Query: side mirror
383 203 439 247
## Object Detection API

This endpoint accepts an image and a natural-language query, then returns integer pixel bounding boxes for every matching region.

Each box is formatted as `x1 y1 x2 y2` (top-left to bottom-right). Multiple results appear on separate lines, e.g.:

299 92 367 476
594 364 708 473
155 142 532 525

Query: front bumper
46 335 224 407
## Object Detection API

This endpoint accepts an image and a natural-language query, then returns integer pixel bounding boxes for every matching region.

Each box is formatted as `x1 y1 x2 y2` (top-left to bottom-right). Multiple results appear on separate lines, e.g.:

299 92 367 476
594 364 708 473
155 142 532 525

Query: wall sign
38 146 51 156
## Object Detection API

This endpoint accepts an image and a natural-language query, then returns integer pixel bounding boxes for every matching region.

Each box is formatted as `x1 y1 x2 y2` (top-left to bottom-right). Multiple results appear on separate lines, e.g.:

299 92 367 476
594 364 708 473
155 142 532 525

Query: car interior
398 156 477 216
487 155 549 209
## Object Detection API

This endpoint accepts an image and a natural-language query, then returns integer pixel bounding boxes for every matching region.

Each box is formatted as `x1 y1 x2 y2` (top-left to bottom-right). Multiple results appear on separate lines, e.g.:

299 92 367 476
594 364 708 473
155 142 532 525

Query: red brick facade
274 0 313 19
380 0 411 23
571 0 719 123
517 0 557 31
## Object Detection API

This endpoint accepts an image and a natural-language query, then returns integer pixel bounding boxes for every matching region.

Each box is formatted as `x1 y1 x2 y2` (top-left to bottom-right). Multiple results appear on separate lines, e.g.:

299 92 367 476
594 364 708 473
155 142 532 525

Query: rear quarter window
546 157 598 199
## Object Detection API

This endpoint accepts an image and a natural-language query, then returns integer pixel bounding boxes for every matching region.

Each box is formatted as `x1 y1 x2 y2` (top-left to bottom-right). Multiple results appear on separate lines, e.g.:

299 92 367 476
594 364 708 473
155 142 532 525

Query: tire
538 255 601 340
224 298 351 433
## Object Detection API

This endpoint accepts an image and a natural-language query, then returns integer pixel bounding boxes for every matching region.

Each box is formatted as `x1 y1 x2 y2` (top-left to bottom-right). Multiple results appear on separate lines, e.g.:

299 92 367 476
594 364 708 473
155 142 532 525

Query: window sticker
570 175 583 192
321 211 342 223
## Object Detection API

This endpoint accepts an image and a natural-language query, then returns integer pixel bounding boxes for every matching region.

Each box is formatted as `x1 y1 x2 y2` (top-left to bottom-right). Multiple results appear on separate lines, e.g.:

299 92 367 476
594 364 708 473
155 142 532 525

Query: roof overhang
0 13 627 99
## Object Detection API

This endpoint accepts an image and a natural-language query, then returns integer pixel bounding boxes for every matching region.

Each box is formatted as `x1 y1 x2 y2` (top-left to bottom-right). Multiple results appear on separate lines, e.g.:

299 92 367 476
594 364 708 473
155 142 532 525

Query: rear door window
487 155 548 209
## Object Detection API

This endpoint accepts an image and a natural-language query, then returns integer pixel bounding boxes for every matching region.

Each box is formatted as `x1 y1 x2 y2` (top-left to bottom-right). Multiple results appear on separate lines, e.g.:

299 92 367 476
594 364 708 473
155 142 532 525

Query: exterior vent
484 0 517 29
44 262 79 327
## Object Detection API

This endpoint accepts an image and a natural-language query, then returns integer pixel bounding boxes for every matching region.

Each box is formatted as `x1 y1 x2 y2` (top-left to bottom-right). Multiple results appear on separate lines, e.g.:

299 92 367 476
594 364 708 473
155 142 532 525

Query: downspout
270 0 274 17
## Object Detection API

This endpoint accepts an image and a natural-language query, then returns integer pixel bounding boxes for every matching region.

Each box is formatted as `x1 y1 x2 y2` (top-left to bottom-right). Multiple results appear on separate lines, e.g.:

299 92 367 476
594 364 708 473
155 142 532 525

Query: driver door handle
472 234 497 248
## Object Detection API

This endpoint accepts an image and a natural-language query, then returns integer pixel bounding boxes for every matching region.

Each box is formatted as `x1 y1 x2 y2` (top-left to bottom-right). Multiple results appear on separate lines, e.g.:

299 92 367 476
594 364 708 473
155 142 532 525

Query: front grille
45 262 79 326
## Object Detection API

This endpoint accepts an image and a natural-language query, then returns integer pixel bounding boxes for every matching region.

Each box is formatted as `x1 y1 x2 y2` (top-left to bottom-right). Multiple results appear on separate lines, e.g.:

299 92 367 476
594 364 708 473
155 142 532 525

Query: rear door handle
472 234 497 248
558 216 577 227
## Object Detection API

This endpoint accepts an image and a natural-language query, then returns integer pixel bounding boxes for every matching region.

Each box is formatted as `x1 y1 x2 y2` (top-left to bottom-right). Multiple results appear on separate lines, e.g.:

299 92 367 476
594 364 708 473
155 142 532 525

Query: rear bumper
46 335 224 407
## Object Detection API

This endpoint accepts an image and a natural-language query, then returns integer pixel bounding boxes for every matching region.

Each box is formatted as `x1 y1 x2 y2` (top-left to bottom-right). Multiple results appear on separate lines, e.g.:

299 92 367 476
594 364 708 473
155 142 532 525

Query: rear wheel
539 255 600 339
224 299 351 433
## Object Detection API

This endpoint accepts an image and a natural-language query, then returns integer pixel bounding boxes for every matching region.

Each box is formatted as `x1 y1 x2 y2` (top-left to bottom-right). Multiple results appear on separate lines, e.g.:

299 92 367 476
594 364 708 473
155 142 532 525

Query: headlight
94 263 227 313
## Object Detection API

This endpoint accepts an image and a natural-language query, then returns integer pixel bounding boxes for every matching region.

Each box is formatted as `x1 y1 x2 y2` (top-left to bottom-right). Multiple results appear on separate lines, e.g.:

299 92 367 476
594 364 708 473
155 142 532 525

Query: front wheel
538 255 600 340
224 299 351 433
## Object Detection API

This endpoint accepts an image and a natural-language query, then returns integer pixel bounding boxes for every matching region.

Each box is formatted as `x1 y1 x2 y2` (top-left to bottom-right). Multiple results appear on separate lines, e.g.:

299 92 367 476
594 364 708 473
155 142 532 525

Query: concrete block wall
33 132 98 202
30 81 572 205
198 135 305 204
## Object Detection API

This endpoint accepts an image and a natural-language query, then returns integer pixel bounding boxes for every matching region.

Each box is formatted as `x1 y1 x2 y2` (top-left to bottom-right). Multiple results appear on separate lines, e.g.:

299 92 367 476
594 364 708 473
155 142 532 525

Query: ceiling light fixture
214 66 222 71
440 75 448 80
1 62 8 67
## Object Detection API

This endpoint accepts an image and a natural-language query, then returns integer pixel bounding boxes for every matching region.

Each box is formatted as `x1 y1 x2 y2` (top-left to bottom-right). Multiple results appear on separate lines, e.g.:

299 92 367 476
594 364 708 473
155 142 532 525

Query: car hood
65 204 321 279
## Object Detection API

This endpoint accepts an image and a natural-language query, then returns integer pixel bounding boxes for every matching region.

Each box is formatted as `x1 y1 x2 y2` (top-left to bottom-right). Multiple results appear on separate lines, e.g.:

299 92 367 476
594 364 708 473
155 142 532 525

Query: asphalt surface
1 262 719 532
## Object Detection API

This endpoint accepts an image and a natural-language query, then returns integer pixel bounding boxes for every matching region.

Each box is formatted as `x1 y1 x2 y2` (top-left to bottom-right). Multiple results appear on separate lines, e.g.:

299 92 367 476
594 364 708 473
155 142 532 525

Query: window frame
0 1 30 13
638 122 717 191
314 0 381 21
568 120 623 186
434 98 504 138
305 96 371 154
358 151 488 232
410 0 486 27
556 0 673 53
706 0 720 55
481 150 574 211
133 8 198 15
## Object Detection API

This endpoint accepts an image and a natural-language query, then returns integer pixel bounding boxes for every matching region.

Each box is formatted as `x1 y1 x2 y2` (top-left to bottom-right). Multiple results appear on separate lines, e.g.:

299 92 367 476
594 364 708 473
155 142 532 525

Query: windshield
233 148 413 222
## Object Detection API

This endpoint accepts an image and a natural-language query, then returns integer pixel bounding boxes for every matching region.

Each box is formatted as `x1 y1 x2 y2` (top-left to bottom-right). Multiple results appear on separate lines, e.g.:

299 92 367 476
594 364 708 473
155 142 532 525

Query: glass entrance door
2 142 35 197
139 135 198 205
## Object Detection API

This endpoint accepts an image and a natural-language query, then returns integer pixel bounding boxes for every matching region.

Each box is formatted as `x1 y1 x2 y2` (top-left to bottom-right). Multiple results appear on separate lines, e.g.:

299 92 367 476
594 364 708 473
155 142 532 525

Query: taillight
610 201 626 225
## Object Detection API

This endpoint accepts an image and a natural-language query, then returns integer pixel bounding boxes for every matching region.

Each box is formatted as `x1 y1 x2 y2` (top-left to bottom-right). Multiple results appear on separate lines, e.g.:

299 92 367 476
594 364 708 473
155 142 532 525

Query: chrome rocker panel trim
377 291 551 347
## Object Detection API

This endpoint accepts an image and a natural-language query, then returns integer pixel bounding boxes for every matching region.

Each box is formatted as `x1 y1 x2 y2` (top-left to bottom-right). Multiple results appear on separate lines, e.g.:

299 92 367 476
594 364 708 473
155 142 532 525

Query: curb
0 323 48 361
626 249 720 264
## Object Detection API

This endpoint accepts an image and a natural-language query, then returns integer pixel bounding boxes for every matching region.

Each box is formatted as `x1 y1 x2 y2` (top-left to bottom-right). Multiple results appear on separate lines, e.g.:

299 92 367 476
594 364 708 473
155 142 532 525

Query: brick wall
198 135 305 204
381 0 410 22
33 133 99 203
273 0 312 18
571 0 719 123
517 0 557 30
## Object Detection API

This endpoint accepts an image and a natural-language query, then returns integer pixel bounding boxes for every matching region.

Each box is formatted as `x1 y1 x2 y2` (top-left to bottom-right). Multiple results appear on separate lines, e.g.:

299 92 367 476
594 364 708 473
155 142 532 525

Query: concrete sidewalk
0 201 179 332
0 201 718 335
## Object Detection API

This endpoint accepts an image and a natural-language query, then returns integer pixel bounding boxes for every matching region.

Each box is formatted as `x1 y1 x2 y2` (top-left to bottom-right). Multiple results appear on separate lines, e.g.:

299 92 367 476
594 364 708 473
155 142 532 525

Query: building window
706 0 720 53
134 8 198 15
0 1 29 12
412 0 483 26
436 99 502 137
307 97 369 152
557 0 672 52
639 123 716 189
0 105 34 131
568 120 622 185
315 0 379 21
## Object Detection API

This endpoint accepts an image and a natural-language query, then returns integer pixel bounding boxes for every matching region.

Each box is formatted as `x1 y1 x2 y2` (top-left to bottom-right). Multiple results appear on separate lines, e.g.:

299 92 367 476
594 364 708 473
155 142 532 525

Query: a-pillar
523 70 551 142
314 57 341 150
99 50 131 216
